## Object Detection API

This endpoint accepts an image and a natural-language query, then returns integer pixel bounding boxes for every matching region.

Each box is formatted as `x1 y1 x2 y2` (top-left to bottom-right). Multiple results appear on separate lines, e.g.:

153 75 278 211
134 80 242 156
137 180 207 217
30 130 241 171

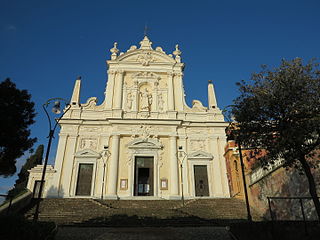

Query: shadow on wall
250 167 320 220
45 185 65 199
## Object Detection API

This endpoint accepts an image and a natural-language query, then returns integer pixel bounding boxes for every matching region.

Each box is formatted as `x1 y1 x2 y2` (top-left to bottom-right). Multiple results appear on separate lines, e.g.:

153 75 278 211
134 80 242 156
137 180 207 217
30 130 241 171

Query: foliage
0 78 37 176
7 145 44 199
231 58 320 167
230 58 320 219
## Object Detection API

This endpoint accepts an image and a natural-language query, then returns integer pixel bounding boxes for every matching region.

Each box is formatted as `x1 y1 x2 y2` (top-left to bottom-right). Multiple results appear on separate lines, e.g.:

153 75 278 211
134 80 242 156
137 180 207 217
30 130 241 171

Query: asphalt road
56 226 233 240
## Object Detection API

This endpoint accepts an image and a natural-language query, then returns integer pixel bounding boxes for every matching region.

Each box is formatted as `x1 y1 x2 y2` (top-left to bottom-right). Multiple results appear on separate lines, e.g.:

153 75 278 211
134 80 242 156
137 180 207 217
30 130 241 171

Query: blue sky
1 0 320 194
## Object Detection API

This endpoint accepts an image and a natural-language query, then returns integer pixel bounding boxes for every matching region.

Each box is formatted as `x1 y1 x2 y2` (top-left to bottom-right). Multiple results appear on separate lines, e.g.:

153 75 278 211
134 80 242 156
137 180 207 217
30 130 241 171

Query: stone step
24 198 261 225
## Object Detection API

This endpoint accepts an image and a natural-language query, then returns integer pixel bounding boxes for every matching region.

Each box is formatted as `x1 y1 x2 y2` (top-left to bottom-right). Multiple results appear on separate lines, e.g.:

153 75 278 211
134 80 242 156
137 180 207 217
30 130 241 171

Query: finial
173 44 181 56
173 44 182 63
77 76 81 80
110 42 119 60
208 80 212 84
139 36 153 50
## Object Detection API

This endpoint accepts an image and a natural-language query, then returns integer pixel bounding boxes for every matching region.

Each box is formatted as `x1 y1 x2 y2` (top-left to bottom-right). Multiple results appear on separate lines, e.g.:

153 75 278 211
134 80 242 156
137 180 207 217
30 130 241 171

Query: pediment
127 138 163 149
74 149 101 158
188 150 213 160
117 50 176 64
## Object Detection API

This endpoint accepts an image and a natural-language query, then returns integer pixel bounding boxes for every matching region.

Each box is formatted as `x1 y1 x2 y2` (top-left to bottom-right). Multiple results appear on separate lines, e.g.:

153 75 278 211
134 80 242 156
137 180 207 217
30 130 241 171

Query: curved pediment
188 150 213 160
127 138 163 150
74 149 101 158
117 49 176 65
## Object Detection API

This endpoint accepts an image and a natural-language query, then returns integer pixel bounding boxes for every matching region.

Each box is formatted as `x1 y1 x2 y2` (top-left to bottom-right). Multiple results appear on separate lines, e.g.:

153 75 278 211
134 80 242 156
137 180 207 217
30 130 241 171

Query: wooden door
194 165 209 197
75 163 94 196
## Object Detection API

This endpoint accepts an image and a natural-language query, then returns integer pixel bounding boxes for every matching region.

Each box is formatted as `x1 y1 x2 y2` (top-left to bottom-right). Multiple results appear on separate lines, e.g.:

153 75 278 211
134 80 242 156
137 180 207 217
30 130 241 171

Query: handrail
0 194 13 215
267 196 319 237
268 196 320 200
0 190 32 216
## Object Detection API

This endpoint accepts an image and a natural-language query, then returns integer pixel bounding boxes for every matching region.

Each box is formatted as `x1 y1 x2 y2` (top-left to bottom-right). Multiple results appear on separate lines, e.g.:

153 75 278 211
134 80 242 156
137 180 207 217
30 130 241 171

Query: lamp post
178 146 187 206
33 98 70 222
100 147 111 199
237 138 252 222
226 123 252 222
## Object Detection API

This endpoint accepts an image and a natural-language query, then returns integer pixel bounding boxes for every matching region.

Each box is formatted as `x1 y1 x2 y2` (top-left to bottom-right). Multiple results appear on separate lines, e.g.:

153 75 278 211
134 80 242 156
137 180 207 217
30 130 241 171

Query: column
169 136 179 196
167 72 175 111
106 134 120 198
105 70 116 109
114 70 124 109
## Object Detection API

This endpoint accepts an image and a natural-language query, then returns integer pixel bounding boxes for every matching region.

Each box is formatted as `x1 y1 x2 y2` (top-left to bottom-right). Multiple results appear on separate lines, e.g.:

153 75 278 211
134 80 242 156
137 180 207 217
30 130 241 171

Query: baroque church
27 36 230 200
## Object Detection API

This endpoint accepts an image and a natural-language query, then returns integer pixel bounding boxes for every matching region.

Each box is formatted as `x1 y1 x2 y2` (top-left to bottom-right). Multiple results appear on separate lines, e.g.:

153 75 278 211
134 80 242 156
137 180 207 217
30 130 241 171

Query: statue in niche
140 88 152 111
158 93 164 112
126 92 133 110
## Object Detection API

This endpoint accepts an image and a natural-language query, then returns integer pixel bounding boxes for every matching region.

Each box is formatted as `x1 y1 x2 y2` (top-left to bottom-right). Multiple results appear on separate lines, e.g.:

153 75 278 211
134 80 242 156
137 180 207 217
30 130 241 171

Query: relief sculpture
80 138 97 150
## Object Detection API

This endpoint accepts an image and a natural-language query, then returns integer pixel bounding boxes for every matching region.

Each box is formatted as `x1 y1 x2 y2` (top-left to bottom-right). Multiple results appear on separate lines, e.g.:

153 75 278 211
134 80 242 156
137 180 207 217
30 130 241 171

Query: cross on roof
144 24 149 37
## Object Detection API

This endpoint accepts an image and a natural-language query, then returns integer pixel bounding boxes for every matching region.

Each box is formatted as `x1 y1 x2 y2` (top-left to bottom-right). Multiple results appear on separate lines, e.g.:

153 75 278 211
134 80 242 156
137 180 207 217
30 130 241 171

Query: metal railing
267 196 319 236
0 194 13 215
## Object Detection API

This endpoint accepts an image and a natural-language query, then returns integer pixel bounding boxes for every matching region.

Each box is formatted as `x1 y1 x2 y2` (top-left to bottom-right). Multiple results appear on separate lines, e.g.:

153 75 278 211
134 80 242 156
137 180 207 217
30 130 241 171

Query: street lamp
226 122 252 222
100 146 111 199
33 98 71 222
178 146 187 206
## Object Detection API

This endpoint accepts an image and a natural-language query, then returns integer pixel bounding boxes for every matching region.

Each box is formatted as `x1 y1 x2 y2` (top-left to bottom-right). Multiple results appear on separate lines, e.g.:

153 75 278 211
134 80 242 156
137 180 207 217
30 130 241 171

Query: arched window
234 160 238 172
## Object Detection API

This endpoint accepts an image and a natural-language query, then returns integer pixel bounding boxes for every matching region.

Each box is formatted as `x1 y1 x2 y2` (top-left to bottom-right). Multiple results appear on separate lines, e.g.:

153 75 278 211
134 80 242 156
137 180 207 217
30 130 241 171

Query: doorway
134 157 154 196
75 163 94 196
194 165 209 197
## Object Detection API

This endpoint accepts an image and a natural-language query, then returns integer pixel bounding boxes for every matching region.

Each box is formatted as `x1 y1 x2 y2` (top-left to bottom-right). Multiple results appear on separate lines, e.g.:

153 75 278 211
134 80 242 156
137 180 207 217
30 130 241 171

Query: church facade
27 36 230 200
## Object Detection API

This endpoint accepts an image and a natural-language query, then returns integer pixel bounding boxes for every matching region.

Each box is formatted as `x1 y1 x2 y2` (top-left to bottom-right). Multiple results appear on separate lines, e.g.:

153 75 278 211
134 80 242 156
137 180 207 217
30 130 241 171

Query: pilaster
217 135 230 197
105 70 116 109
106 134 120 198
60 134 78 197
167 72 175 111
178 135 189 197
211 135 224 197
173 72 184 111
114 70 124 109
169 135 179 197
48 133 68 197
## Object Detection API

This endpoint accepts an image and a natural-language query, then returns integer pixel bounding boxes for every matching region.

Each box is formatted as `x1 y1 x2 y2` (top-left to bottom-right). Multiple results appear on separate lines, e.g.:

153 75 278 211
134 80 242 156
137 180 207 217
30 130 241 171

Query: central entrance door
134 157 154 196
75 163 94 196
194 165 209 197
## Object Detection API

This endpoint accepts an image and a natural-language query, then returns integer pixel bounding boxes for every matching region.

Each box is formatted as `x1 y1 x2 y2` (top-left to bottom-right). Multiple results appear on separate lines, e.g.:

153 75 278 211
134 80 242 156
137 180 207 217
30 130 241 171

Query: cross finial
144 23 148 37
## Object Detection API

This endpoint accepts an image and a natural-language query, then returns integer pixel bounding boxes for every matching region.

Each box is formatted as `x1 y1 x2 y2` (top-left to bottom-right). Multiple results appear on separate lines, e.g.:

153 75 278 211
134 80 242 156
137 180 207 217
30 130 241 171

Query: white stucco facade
28 36 230 200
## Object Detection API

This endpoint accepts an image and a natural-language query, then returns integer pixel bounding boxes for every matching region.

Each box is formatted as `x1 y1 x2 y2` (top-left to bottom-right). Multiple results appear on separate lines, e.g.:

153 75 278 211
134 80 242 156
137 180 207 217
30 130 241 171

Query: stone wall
249 166 320 220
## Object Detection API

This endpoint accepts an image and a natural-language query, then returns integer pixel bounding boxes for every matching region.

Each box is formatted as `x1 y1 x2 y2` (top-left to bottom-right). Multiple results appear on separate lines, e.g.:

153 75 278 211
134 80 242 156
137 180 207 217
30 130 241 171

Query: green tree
0 78 37 176
7 145 44 198
230 58 320 220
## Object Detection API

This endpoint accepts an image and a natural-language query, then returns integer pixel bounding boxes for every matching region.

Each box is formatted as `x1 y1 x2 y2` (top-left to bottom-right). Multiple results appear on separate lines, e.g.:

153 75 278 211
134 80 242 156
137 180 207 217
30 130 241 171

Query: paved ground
56 226 232 240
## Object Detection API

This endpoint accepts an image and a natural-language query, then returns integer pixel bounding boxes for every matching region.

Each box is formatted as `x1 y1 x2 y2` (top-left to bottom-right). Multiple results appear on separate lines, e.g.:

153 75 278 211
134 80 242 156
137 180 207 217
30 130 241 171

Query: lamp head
52 101 61 114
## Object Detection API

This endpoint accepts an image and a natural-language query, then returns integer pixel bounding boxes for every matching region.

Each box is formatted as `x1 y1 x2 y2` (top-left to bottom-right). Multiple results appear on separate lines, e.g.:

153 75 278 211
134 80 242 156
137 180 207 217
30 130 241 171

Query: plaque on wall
120 179 128 190
160 178 168 190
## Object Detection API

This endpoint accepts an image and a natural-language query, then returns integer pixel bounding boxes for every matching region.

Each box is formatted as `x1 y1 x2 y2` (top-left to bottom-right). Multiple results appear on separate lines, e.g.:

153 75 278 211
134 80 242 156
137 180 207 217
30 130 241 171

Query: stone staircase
25 198 262 226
